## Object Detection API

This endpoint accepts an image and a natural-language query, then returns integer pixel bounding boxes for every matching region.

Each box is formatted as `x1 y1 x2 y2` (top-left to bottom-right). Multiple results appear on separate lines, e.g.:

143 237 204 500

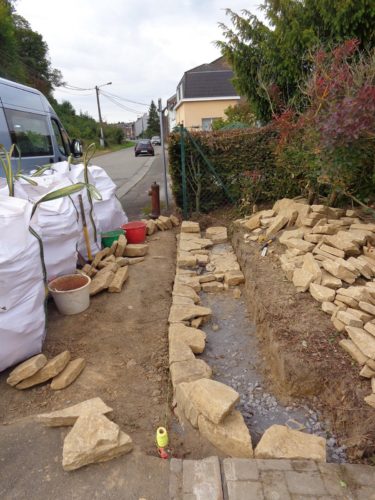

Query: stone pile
170 221 326 460
37 397 133 471
143 214 180 235
236 198 375 409
6 352 85 390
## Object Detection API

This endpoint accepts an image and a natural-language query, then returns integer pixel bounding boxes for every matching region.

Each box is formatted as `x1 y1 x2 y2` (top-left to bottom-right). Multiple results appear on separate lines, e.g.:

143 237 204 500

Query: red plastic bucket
121 221 147 244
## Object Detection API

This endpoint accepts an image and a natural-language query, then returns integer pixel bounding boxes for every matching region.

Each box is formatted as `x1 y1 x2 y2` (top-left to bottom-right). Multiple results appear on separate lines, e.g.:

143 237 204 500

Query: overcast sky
16 1 264 123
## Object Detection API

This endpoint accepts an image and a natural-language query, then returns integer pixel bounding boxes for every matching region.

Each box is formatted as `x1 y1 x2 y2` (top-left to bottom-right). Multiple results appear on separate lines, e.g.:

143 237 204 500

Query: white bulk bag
0 195 46 372
14 175 80 281
66 164 102 259
89 165 128 233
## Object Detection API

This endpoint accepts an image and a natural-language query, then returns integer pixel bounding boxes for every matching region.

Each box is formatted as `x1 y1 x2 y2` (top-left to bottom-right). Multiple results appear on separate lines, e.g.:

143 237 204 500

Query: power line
100 92 145 115
101 89 149 107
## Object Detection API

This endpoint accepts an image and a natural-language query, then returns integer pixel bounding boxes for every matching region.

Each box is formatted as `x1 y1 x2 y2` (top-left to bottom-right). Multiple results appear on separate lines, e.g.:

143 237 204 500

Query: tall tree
217 0 375 122
0 0 24 81
146 100 160 137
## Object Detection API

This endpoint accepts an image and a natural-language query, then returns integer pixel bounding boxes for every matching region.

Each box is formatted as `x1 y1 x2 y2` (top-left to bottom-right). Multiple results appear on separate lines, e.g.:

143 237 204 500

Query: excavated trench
196 242 346 463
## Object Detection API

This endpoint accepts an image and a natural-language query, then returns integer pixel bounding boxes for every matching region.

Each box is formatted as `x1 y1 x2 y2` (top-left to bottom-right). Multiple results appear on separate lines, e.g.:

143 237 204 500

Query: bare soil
231 224 375 462
0 230 218 459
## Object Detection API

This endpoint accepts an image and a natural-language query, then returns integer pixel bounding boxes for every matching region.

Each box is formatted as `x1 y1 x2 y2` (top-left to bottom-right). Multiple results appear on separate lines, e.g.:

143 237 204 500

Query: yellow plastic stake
156 427 169 448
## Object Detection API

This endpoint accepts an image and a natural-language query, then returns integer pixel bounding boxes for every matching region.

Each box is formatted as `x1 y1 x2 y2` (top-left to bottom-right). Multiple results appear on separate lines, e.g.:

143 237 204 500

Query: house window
201 118 219 131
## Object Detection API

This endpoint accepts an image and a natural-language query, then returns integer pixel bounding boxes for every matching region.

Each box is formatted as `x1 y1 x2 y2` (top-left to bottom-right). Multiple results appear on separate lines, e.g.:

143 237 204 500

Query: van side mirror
71 139 83 157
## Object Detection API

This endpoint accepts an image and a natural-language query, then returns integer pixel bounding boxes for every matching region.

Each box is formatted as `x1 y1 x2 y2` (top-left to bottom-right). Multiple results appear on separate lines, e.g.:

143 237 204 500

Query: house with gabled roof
174 56 240 130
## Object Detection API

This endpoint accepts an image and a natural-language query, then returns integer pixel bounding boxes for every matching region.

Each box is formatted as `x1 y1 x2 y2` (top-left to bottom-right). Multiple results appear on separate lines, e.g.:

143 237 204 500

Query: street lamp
95 82 112 147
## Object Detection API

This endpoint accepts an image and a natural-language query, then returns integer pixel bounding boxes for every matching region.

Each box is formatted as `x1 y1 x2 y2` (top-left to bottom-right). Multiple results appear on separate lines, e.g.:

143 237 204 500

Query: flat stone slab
50 358 86 390
37 397 113 427
62 414 133 471
16 351 71 389
254 425 326 462
168 305 212 324
170 359 212 387
181 221 200 233
182 456 223 499
123 244 148 258
169 339 195 365
7 354 47 386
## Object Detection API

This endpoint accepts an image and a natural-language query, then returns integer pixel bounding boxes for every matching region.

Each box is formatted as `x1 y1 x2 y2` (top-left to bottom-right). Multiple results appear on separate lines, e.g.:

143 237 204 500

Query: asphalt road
93 145 171 220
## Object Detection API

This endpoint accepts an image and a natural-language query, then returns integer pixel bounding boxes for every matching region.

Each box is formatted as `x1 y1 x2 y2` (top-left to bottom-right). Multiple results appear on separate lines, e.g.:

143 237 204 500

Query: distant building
166 94 177 134
115 121 135 139
134 113 148 138
174 56 240 130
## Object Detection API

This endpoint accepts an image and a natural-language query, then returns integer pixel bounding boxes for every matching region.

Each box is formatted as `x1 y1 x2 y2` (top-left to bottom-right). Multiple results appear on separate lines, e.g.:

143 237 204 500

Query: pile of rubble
169 220 326 461
143 214 180 235
37 398 133 471
236 198 375 410
6 352 85 391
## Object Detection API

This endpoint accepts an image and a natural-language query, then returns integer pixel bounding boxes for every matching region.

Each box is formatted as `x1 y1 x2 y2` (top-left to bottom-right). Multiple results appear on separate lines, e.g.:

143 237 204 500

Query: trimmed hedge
168 126 281 214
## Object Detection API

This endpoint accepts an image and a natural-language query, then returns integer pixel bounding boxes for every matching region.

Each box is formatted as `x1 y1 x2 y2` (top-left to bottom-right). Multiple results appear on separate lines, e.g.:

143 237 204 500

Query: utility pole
95 82 112 147
158 98 169 210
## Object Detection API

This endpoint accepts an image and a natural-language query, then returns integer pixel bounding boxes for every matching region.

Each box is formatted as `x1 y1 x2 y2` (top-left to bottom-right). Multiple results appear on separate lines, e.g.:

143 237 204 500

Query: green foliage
146 100 160 137
217 1 375 122
212 101 256 130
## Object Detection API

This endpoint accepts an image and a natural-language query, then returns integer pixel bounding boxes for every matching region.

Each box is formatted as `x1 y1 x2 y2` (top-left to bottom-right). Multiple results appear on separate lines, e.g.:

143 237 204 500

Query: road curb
116 156 155 199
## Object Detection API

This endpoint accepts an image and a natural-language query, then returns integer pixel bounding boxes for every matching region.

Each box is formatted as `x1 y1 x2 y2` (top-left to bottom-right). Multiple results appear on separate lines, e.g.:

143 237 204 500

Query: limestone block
335 294 358 308
265 215 289 238
336 310 363 328
109 240 118 255
168 324 206 353
16 351 70 389
205 226 228 244
62 414 133 471
358 256 375 274
173 296 195 306
255 425 326 462
146 219 157 235
302 253 322 284
202 281 224 293
198 411 253 458
372 378 375 393
155 219 166 231
177 251 197 268
7 354 47 387
279 229 305 245
175 275 201 292
323 232 360 255
321 301 337 315
81 264 97 277
196 254 209 265
321 271 341 289
168 305 212 323
50 358 86 390
351 223 375 233
170 359 212 386
191 318 203 328
189 379 239 424
332 317 346 332
169 339 195 365
321 260 356 284
92 247 111 268
309 283 335 302
199 274 216 284
181 221 200 233
170 215 180 227
319 244 345 259
175 382 199 427
90 271 115 296
313 248 337 261
115 257 128 267
284 238 314 253
96 262 118 275
360 365 375 378
346 326 375 360
159 215 173 229
293 267 314 292
224 270 245 286
243 213 262 231
366 358 375 371
364 322 375 337
304 233 323 244
359 301 375 316
210 253 240 273
108 266 129 293
339 339 368 365
336 286 372 304
124 244 148 258
346 308 373 324
311 224 338 235
347 257 373 279
38 397 113 426
173 284 200 304
97 255 116 269
364 394 375 408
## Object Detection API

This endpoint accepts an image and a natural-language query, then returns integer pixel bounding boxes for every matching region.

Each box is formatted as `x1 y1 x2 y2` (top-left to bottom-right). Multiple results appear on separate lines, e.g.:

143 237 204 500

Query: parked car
135 139 154 157
0 77 82 173
151 136 161 145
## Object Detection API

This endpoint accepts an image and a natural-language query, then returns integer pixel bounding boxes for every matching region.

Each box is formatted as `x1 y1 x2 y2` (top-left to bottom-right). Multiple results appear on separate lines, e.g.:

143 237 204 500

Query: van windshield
4 108 53 157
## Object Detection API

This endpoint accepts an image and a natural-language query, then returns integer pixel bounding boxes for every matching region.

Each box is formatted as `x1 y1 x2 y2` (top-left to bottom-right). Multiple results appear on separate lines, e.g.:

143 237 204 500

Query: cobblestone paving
169 457 375 499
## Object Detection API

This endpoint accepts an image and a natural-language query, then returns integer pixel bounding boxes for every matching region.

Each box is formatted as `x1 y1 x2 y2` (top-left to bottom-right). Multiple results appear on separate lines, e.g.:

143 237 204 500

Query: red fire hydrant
148 182 160 219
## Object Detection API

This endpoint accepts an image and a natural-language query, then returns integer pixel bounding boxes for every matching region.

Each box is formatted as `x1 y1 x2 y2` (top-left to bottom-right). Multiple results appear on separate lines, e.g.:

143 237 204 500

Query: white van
0 77 82 173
